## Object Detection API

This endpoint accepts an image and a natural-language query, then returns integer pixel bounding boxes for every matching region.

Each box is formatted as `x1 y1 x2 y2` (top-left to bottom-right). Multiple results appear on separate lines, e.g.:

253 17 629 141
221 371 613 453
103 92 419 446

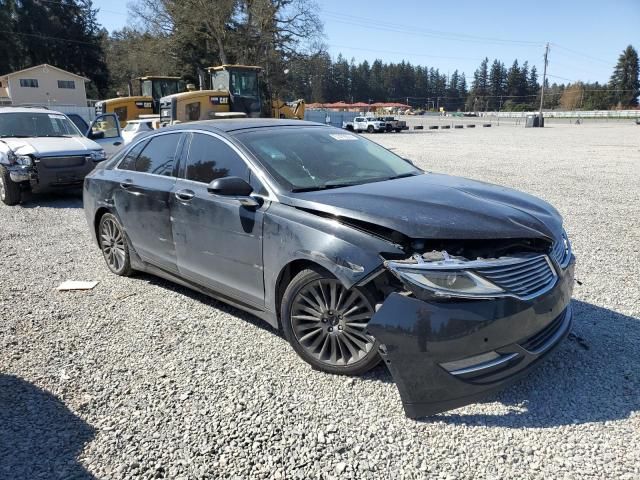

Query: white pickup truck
378 116 409 132
342 116 388 133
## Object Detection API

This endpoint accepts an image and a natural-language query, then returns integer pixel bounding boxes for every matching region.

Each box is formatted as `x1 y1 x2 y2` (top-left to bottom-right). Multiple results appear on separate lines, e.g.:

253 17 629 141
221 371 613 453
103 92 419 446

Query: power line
322 10 543 46
327 44 483 62
0 29 99 46
551 43 614 66
32 0 128 17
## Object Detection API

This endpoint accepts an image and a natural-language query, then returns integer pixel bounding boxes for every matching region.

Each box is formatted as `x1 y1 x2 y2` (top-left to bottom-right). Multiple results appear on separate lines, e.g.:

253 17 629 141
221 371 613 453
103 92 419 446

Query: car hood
280 173 563 240
0 136 101 157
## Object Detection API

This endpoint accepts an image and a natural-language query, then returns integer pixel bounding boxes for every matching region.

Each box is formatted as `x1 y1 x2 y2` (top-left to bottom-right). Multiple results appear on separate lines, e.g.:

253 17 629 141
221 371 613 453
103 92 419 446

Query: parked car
121 118 158 145
83 119 575 418
378 116 408 132
343 116 387 133
0 107 121 206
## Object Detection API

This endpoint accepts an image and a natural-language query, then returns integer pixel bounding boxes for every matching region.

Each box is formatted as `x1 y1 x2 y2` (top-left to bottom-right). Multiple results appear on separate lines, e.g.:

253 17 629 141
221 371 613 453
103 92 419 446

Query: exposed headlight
392 267 504 297
90 150 107 162
16 155 33 166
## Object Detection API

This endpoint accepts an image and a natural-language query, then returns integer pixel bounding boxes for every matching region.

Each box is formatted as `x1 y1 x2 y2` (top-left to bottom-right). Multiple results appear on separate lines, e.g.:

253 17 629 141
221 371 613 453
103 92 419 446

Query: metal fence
304 110 360 127
478 110 640 119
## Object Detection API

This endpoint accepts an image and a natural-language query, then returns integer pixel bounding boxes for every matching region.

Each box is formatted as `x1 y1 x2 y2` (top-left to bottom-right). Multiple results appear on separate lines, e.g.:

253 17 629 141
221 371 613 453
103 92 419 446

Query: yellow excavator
95 76 186 126
159 65 305 125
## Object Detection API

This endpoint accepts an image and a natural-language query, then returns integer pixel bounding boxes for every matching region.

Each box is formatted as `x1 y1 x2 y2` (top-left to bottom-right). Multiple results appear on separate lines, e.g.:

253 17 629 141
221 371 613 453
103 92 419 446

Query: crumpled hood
281 173 563 240
0 136 101 157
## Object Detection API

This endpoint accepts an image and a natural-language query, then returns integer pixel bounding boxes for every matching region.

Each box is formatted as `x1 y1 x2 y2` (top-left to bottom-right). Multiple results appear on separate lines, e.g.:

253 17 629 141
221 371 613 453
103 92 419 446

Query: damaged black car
83 119 575 418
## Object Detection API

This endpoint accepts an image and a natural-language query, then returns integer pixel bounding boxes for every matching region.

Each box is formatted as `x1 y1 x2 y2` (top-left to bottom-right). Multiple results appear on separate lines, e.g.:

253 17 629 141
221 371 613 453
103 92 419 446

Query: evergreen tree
2 0 109 96
528 65 539 97
469 57 489 110
457 73 468 101
488 59 506 110
610 45 639 107
506 59 521 98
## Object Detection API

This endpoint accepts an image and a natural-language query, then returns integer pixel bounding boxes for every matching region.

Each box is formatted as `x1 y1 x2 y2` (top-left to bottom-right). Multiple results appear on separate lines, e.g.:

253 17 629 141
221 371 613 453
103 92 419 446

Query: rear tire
98 213 133 276
0 165 21 206
281 268 380 375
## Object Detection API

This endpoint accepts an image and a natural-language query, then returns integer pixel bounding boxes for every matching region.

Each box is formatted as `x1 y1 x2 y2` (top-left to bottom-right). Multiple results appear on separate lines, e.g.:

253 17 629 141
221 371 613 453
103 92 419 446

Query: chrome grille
38 156 87 169
475 255 556 299
551 236 570 267
521 310 566 353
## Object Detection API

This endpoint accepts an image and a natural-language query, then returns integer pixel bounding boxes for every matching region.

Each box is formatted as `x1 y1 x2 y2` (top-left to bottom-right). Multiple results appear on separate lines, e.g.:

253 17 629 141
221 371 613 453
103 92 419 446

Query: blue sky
94 0 639 84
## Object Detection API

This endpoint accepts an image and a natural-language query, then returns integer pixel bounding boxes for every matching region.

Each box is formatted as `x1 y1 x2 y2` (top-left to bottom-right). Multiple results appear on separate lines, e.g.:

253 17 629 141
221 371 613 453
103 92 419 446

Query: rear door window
117 140 148 170
133 133 182 176
184 133 249 184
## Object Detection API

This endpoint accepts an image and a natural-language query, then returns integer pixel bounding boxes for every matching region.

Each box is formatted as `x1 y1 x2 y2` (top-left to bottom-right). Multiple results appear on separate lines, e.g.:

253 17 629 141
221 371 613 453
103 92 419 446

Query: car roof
0 106 63 115
163 118 327 134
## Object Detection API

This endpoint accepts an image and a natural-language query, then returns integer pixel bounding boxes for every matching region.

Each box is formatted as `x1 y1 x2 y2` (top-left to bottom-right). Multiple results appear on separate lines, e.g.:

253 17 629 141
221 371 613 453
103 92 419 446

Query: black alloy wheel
281 268 380 375
98 213 133 276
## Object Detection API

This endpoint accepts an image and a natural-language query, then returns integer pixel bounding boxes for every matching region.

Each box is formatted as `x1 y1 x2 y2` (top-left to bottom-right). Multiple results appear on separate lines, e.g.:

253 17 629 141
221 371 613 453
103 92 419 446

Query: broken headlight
89 149 107 162
386 252 505 298
15 155 33 166
391 267 504 298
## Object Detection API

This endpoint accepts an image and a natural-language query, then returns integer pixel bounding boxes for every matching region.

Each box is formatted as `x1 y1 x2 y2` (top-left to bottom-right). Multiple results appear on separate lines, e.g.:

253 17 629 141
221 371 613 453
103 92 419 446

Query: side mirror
207 176 259 207
88 130 105 140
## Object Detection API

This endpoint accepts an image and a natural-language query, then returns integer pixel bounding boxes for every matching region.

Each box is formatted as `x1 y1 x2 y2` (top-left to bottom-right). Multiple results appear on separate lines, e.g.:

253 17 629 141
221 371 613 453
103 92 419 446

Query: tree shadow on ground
129 274 640 428
17 191 83 209
0 375 95 479
432 300 640 427
139 273 284 339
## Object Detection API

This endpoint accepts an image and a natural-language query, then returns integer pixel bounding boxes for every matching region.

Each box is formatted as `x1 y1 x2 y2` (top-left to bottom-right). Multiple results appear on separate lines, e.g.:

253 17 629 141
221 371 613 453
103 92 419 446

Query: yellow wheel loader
95 76 186 127
159 65 305 125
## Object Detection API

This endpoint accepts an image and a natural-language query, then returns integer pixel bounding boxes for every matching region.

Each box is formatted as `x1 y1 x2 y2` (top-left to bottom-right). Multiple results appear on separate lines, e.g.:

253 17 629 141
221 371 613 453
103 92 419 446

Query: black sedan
83 119 575 418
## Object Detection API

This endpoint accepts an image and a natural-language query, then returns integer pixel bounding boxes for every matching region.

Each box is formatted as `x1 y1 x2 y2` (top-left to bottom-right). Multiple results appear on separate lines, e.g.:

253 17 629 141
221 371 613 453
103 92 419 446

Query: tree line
0 0 108 98
1 0 638 110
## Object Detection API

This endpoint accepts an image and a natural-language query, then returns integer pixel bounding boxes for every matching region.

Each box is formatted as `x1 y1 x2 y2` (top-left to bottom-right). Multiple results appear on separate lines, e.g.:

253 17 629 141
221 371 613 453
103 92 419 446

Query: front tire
0 165 21 206
281 268 380 375
98 213 133 276
367 125 375 133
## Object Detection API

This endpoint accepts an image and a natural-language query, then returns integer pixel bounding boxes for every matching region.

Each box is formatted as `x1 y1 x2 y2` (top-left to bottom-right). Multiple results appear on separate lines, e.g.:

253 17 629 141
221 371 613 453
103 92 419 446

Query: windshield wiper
291 184 350 193
291 172 422 193
0 135 32 138
42 135 72 138
384 172 422 181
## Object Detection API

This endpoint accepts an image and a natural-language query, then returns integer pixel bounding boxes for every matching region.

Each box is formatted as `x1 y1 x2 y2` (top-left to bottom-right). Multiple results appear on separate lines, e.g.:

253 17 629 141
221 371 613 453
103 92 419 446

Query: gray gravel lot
1 122 639 479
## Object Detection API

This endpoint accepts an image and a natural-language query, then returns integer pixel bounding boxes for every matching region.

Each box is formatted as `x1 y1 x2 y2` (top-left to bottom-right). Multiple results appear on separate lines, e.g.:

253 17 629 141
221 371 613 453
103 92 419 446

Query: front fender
262 202 405 314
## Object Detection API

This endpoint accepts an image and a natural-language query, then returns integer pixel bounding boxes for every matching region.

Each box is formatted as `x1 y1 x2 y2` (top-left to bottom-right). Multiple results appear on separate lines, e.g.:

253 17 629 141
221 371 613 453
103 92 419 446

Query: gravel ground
1 122 639 479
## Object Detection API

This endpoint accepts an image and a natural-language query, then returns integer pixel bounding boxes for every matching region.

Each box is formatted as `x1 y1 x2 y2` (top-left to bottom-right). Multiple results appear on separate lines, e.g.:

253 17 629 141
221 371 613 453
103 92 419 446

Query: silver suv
0 107 122 205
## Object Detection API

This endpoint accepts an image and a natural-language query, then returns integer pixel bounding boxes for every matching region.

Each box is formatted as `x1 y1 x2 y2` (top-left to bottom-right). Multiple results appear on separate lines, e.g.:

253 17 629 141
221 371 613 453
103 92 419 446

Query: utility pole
538 42 549 127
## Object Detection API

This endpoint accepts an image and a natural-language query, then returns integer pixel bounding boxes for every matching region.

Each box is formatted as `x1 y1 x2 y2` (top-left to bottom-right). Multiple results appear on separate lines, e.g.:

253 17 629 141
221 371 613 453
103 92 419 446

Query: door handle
120 179 134 189
175 189 195 201
113 141 122 146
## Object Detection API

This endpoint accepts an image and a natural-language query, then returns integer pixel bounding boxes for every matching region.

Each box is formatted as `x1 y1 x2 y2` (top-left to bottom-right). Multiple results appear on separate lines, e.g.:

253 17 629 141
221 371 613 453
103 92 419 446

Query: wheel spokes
101 218 125 271
290 279 375 367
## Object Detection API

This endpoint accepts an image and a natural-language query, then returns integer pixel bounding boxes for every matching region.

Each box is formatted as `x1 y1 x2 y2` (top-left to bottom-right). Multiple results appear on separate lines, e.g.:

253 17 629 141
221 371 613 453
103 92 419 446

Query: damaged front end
366 234 575 418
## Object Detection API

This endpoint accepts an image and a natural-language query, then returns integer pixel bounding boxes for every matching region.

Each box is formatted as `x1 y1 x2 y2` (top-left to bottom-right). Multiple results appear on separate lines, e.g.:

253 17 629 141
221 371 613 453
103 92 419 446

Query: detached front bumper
8 156 98 192
367 259 575 418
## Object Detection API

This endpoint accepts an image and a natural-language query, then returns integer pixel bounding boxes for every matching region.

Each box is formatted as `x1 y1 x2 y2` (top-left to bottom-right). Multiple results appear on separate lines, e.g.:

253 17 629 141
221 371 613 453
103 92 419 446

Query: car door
88 114 124 157
171 132 266 307
112 132 186 273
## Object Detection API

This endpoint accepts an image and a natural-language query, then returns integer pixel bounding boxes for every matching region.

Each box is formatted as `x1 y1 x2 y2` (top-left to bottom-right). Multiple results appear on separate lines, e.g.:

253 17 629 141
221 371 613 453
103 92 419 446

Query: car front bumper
367 258 575 418
8 156 98 192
